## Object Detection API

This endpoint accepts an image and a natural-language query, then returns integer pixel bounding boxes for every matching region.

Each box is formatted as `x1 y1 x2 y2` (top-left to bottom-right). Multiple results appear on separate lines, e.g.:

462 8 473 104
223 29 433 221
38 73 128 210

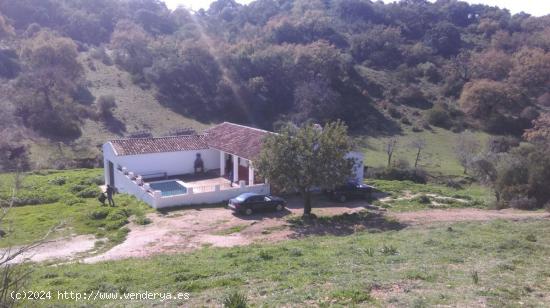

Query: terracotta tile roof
110 135 208 156
109 122 271 160
204 122 271 160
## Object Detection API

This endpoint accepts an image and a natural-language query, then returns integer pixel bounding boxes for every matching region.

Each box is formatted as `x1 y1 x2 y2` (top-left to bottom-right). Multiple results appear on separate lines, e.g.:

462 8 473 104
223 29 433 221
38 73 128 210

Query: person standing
106 184 116 207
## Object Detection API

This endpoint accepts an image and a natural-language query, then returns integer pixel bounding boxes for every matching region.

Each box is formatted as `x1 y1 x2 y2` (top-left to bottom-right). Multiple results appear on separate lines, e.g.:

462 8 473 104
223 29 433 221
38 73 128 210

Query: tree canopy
255 121 356 215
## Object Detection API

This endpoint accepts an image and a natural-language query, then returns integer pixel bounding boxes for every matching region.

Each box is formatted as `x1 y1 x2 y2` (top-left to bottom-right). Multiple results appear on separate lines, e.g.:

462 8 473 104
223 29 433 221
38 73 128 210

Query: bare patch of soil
16 196 550 264
391 208 550 225
1 235 96 264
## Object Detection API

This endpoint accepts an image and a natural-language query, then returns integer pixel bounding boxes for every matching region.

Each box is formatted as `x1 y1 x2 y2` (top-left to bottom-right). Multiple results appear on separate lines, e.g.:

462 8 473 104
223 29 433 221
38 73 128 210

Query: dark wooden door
238 165 249 184
108 161 115 186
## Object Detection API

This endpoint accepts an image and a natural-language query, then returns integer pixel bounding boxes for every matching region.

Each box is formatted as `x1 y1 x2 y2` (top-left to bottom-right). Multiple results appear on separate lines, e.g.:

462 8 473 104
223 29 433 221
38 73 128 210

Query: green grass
213 224 250 235
0 169 152 248
368 179 494 212
20 219 550 307
362 127 489 176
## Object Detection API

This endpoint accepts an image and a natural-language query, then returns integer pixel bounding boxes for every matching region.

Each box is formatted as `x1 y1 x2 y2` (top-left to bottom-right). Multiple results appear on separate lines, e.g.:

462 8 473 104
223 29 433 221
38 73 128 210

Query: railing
189 182 232 193
115 166 270 209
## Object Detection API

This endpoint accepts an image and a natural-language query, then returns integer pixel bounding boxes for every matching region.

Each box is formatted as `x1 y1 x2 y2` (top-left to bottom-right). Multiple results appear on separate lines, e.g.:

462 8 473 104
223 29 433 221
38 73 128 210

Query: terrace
114 166 270 209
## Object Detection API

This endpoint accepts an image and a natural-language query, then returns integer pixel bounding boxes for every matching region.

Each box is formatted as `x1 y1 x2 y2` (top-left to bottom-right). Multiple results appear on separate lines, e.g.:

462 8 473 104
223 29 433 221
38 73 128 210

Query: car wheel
338 195 347 203
276 204 283 211
244 208 253 215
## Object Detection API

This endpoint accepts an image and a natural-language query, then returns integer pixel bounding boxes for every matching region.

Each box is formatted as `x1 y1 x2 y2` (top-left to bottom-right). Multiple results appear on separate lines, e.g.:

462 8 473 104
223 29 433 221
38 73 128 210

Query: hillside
0 0 549 170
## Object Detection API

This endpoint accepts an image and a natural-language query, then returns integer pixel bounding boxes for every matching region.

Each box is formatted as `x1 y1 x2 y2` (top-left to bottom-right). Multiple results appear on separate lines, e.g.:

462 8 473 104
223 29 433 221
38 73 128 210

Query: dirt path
8 198 550 264
391 208 550 225
1 235 96 264
84 198 366 263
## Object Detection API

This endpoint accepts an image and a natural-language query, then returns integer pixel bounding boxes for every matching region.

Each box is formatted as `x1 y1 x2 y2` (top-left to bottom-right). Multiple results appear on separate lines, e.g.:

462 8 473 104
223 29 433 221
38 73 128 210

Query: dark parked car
227 193 286 215
326 182 374 202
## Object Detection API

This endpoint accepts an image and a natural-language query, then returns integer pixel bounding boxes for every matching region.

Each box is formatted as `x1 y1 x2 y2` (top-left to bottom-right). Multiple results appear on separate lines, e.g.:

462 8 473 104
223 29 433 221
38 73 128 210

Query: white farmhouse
103 122 364 209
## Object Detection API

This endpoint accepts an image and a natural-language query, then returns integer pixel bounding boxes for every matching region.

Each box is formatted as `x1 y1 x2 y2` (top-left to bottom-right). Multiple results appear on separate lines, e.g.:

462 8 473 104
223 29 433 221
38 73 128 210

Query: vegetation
0 0 549 170
256 121 355 215
363 127 489 176
0 169 151 247
19 219 550 307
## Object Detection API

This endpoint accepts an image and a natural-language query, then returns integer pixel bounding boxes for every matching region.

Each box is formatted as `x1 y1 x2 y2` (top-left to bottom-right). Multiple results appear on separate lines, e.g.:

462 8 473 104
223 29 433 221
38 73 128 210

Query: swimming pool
149 180 187 196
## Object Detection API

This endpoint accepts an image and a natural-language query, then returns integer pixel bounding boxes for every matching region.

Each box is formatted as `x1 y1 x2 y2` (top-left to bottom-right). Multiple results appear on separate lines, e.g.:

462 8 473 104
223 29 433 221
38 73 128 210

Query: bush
96 95 117 119
70 184 87 193
508 197 538 210
89 209 110 220
425 105 451 128
83 175 104 186
416 195 431 204
134 216 152 225
487 136 520 154
388 106 402 119
48 177 66 185
223 291 248 308
380 245 398 255
63 197 85 206
76 187 101 198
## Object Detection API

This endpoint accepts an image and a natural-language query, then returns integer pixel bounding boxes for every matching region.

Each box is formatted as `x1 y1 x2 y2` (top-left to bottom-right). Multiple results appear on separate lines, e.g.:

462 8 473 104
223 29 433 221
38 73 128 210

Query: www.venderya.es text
11 290 190 302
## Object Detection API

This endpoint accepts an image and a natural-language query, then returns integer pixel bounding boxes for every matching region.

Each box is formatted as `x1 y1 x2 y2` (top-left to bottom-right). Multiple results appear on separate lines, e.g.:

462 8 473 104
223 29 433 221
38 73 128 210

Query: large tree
255 121 356 216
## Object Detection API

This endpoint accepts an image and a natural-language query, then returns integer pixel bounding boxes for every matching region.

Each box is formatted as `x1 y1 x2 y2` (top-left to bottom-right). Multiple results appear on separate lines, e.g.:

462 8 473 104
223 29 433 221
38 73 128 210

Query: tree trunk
387 152 393 168
303 190 312 216
414 148 421 169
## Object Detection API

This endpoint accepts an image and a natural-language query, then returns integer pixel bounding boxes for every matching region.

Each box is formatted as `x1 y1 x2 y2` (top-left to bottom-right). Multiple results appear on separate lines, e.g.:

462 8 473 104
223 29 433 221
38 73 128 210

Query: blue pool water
149 181 187 196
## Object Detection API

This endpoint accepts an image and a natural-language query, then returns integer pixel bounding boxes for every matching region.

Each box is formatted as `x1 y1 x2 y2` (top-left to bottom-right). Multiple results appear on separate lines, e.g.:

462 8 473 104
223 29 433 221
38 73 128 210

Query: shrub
63 197 84 206
416 195 431 204
105 219 128 230
425 105 451 128
96 95 117 119
393 158 410 169
70 184 87 193
381 245 398 255
288 248 303 257
89 209 109 220
400 117 412 125
508 196 538 210
48 176 66 185
222 291 248 308
134 216 152 225
525 234 537 242
76 187 101 198
470 270 479 284
258 250 273 260
388 106 402 119
487 136 520 154
83 175 104 186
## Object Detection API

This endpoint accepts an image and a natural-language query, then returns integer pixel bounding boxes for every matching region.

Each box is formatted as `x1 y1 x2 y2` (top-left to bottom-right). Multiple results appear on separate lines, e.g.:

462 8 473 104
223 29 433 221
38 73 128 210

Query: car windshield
235 195 248 202
235 193 258 202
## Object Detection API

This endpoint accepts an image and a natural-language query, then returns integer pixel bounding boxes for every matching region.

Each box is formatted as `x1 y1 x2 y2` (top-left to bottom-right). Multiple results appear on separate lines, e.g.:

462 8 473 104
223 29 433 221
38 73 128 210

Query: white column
232 155 239 183
248 163 254 186
220 151 225 176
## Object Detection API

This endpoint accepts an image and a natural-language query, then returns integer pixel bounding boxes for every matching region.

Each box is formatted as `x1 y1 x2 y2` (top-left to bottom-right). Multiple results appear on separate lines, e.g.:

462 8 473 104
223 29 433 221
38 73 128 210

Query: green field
362 127 489 176
0 170 151 248
1 168 545 307
21 219 550 307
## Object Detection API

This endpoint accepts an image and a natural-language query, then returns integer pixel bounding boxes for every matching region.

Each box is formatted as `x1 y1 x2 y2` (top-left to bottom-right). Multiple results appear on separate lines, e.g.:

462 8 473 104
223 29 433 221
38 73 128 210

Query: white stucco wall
103 143 220 188
154 183 270 209
347 151 365 183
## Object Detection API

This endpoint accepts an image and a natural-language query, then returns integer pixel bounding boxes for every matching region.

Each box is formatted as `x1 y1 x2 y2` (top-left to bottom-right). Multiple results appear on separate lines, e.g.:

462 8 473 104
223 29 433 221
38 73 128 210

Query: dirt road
7 197 549 264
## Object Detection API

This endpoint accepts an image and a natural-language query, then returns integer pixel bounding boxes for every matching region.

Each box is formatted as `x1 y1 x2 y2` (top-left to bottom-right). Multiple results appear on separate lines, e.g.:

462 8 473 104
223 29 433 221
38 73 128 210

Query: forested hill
0 0 549 170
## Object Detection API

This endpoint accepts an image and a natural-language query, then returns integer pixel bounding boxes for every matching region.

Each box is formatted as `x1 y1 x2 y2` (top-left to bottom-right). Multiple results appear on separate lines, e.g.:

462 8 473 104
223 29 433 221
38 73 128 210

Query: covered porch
218 150 262 186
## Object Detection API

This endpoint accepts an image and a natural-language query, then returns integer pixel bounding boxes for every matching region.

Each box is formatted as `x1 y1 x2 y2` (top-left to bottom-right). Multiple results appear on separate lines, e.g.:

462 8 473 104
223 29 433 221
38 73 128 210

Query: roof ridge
218 122 272 134
110 134 205 142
